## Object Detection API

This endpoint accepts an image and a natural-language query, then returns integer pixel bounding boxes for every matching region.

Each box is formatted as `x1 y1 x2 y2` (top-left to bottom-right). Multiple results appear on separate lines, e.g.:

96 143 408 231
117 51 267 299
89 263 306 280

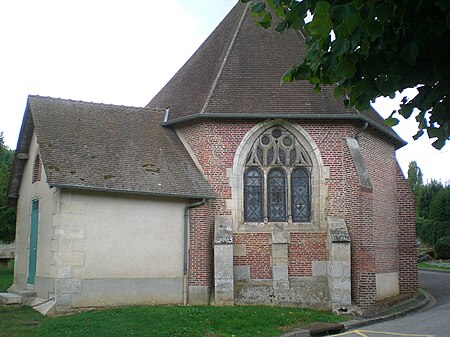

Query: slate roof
147 3 405 147
7 96 214 206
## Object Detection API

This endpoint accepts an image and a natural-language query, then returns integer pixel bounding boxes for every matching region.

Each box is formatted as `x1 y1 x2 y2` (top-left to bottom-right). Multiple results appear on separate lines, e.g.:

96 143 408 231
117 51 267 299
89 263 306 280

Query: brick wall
360 132 399 275
288 232 328 277
233 233 272 279
396 163 418 294
188 201 213 287
178 119 417 308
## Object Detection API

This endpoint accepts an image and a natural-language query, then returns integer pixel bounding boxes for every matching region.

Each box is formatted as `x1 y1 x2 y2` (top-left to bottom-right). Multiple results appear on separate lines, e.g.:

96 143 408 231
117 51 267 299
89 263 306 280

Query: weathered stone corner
214 216 234 305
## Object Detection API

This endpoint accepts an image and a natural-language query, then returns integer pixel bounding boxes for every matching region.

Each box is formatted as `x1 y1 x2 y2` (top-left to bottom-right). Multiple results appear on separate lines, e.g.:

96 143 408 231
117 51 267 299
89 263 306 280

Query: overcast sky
0 0 448 184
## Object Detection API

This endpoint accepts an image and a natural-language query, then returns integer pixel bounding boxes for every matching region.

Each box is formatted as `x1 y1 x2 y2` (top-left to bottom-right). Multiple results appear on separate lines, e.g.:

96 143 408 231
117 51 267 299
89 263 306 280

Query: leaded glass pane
291 168 310 221
268 169 287 221
279 148 286 165
267 147 274 165
244 168 263 222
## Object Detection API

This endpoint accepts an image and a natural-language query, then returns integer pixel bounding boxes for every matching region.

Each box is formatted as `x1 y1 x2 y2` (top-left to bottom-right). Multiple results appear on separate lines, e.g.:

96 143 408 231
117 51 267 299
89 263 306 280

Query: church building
7 3 417 315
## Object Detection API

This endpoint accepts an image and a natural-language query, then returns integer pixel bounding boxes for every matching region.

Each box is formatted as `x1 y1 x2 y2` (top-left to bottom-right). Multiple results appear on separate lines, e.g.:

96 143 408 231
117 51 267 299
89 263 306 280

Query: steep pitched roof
7 96 214 206
147 3 405 148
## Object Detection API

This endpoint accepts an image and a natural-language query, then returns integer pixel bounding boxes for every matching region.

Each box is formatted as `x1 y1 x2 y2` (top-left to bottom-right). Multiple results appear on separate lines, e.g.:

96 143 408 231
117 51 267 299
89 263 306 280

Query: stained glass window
291 168 310 221
243 126 312 223
244 168 264 222
268 169 287 221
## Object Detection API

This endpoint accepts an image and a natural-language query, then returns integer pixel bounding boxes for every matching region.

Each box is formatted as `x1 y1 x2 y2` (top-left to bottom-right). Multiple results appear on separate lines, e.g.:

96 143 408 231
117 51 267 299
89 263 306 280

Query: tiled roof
7 96 214 205
147 3 404 147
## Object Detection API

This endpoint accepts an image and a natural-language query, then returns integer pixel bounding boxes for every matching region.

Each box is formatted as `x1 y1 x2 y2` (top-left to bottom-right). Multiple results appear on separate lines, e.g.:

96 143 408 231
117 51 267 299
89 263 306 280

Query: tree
0 132 16 243
407 160 423 198
417 179 444 219
241 0 450 149
429 188 450 223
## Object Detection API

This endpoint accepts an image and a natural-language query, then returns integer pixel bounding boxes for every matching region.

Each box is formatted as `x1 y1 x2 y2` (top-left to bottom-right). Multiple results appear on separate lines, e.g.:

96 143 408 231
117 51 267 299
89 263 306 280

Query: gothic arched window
244 168 264 222
243 126 312 223
291 168 310 222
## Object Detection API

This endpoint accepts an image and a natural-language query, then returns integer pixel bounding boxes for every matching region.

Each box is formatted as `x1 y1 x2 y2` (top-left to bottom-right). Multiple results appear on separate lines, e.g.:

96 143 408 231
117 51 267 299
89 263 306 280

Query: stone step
10 289 37 305
29 297 56 315
0 292 22 305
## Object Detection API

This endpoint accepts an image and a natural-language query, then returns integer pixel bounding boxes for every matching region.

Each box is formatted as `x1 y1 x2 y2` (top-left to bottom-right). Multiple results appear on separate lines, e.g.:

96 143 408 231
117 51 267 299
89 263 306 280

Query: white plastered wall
13 131 56 298
54 190 187 308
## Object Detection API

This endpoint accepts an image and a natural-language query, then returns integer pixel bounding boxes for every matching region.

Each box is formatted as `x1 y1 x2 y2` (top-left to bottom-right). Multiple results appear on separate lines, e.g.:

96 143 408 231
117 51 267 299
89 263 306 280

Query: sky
0 0 448 184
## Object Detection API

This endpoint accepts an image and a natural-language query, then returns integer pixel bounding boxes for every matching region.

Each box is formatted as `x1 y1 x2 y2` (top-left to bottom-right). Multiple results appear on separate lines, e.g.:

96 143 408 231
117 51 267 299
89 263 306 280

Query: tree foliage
429 188 450 223
241 0 450 149
435 236 450 260
407 161 423 202
0 132 15 243
417 179 445 219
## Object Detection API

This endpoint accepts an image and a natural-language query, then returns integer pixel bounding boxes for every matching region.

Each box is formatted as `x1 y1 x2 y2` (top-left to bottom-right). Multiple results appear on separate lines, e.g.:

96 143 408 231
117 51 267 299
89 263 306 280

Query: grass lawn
418 261 450 272
0 264 344 337
0 304 344 337
0 262 14 292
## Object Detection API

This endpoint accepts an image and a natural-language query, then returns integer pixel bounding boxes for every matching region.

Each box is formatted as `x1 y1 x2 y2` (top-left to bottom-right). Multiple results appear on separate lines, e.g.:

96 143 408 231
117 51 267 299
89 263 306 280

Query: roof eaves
161 112 407 148
48 183 217 200
6 102 34 207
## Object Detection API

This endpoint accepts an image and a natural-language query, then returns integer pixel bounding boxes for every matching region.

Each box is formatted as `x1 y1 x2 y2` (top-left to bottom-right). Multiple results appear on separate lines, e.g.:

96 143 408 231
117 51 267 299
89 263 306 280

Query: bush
416 218 450 245
435 236 450 260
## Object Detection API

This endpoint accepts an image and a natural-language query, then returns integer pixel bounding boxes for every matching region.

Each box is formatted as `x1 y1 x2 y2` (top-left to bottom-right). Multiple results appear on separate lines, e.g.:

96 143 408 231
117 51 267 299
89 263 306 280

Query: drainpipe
163 107 170 123
183 199 206 305
355 121 369 145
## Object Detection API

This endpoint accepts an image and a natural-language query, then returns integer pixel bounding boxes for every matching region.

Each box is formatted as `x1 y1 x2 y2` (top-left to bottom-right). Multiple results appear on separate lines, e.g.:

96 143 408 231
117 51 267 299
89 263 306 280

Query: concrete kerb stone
343 288 433 331
278 288 432 337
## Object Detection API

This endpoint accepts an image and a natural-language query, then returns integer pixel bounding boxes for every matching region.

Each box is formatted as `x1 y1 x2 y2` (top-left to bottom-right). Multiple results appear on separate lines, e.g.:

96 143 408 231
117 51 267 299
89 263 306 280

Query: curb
279 289 433 337
418 268 450 274
343 289 433 331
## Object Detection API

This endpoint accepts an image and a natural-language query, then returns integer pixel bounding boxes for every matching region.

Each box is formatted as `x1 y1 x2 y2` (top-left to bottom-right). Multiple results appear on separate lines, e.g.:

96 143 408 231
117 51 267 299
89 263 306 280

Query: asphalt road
334 270 450 337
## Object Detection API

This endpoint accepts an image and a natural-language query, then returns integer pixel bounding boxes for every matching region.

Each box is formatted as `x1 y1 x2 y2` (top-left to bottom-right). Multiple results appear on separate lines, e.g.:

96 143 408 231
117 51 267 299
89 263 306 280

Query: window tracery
243 126 312 223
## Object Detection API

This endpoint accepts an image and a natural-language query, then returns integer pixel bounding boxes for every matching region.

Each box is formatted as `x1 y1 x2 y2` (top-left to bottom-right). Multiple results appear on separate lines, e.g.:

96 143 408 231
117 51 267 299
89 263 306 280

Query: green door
27 200 39 285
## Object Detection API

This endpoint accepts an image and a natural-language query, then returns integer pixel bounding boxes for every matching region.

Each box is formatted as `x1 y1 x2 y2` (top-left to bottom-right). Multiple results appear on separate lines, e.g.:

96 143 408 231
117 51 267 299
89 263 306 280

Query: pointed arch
230 119 326 231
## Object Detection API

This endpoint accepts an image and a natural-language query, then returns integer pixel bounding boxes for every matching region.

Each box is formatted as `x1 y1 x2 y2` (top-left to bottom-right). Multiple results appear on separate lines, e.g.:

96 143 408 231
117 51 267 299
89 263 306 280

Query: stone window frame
32 152 42 184
230 120 326 232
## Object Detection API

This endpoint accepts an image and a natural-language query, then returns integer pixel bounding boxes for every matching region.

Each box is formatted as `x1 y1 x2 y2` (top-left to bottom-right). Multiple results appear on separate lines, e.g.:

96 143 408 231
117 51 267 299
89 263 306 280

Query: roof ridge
200 4 248 114
28 94 149 110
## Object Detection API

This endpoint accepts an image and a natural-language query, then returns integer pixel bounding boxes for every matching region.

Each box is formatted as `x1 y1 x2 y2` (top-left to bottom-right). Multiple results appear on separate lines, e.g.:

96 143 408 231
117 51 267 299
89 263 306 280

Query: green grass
0 265 344 337
418 261 450 271
0 305 343 337
36 306 343 337
0 262 14 292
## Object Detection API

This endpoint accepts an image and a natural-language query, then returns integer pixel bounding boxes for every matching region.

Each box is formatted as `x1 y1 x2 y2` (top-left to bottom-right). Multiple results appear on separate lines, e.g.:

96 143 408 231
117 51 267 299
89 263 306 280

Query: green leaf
399 104 414 119
258 12 272 28
307 1 333 38
282 69 294 82
335 13 361 37
333 86 346 99
412 129 424 140
250 2 266 15
384 117 400 127
331 38 351 54
335 59 356 79
275 20 288 33
431 137 446 150
292 63 312 80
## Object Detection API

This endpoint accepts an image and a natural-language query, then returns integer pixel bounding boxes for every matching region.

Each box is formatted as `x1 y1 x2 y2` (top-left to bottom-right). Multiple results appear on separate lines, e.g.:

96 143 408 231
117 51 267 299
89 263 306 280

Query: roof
7 96 214 206
147 3 405 148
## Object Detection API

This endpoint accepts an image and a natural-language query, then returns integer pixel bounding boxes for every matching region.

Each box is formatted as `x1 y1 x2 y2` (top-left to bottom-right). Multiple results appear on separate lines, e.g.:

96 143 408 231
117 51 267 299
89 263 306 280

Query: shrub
435 236 450 260
416 218 450 245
